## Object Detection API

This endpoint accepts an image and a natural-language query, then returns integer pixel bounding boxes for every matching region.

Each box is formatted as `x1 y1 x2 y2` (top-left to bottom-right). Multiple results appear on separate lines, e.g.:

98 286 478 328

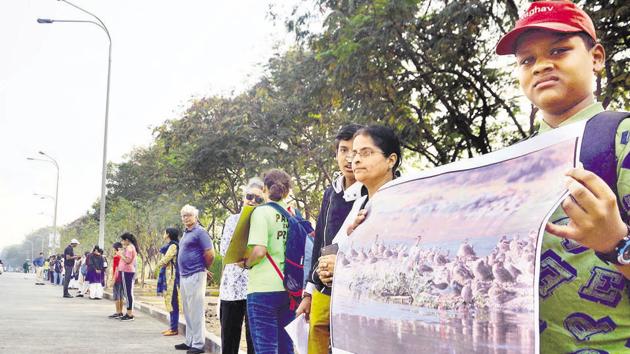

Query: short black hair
335 124 364 150
576 32 596 50
165 227 180 242
112 242 123 250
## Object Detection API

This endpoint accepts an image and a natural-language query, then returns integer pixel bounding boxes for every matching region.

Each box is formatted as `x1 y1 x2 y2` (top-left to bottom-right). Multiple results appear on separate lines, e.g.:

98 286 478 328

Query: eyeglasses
246 194 264 204
345 149 386 161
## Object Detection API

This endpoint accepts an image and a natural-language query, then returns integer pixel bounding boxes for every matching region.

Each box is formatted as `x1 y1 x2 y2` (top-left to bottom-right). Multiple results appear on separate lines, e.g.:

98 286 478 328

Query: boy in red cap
496 1 630 352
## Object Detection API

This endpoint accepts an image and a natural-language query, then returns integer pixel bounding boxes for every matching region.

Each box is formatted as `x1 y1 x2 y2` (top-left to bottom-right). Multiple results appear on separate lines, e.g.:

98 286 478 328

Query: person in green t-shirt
238 168 296 354
495 1 630 352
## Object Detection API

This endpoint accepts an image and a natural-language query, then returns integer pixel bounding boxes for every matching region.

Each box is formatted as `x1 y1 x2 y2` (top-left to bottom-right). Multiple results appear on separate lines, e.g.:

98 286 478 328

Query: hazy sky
0 0 305 250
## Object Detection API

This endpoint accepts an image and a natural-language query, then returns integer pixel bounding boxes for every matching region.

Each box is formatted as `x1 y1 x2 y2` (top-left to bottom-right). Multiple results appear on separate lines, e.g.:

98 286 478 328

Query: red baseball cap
496 1 597 55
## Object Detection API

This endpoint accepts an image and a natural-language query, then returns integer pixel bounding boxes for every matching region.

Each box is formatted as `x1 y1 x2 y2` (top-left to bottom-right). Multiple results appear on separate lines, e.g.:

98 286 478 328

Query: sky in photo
0 0 308 250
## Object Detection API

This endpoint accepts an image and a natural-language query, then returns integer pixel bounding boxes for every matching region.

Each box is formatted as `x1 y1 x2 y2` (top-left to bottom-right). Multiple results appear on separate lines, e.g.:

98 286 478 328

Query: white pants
35 266 43 283
79 276 90 295
89 282 104 299
180 271 207 350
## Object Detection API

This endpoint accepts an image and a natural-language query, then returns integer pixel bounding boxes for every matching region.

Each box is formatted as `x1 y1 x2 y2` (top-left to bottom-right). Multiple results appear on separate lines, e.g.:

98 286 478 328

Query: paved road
0 272 186 353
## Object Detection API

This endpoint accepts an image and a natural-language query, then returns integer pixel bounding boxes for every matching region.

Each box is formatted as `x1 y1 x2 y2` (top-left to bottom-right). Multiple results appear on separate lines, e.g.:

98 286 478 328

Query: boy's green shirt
539 102 630 353
247 201 289 294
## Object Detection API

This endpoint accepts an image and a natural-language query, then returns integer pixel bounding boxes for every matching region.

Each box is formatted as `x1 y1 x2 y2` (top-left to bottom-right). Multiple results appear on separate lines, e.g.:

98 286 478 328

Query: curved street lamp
28 151 60 250
37 0 112 249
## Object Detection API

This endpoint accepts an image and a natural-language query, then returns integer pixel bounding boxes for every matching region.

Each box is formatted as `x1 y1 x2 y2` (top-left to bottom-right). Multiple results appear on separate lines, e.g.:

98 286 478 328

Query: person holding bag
238 169 296 354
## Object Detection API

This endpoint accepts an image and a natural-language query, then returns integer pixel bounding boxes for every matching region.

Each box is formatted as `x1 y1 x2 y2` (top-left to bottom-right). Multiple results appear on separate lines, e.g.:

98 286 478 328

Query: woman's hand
347 209 368 236
317 254 337 285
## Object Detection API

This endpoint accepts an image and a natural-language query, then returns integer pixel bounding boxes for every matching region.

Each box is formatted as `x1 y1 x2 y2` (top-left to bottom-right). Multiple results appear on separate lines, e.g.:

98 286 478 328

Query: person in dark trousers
63 239 81 298
219 178 264 354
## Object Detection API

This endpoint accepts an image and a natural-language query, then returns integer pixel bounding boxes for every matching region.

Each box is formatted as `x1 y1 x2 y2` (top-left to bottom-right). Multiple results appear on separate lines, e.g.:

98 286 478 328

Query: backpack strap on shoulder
580 111 630 222
261 202 290 282
264 202 293 220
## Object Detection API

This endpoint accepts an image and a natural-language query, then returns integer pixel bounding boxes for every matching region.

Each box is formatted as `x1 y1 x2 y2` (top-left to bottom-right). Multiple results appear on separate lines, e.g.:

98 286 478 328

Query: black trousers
63 265 73 295
220 299 254 354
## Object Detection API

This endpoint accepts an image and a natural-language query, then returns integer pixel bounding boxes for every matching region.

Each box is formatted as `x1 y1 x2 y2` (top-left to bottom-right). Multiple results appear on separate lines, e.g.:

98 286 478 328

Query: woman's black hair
354 125 402 177
120 232 140 254
165 227 180 242
263 169 292 202
335 123 364 150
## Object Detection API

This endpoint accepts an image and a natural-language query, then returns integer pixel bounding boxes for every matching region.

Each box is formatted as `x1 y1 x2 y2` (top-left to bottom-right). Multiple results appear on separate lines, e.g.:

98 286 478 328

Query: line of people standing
214 123 401 354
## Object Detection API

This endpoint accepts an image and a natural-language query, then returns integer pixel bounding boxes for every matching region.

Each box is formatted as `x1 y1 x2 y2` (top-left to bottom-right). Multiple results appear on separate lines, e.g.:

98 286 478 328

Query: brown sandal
162 330 178 336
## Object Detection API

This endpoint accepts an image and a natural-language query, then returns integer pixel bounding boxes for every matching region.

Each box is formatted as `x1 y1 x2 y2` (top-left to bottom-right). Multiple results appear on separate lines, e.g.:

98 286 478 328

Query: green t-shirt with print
247 201 289 294
538 103 630 353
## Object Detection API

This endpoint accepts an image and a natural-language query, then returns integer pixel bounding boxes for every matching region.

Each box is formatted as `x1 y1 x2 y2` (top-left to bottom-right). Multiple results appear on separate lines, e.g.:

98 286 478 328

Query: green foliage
6 0 626 291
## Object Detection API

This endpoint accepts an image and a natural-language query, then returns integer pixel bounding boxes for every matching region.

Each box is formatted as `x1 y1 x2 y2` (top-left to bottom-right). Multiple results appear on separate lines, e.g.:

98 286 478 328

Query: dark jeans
220 299 254 354
63 266 73 295
170 286 180 331
247 291 295 354
121 272 135 310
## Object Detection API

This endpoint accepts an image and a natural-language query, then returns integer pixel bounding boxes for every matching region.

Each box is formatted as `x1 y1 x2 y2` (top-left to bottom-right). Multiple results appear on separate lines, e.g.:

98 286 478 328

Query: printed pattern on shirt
539 249 577 299
219 213 248 301
554 217 589 255
577 267 625 308
561 238 589 255
563 312 616 342
275 214 288 240
569 349 608 354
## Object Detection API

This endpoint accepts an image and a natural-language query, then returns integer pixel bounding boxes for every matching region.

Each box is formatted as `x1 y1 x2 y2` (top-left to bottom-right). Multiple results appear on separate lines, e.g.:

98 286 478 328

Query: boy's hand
546 168 628 253
295 295 311 321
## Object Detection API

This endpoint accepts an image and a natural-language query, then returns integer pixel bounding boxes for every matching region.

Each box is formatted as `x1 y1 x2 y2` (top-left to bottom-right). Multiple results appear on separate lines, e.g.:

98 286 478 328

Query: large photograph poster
330 124 585 354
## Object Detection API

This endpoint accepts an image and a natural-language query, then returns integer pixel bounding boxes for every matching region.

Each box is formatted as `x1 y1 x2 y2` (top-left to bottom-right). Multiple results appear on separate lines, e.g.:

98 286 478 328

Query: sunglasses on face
246 194 264 204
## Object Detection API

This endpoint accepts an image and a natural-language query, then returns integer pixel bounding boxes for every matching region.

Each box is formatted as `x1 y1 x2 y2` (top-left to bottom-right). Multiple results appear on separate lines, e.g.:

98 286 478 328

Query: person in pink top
118 232 139 321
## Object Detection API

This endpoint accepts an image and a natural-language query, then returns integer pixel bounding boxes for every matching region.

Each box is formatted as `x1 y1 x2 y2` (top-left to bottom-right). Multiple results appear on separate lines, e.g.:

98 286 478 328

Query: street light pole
38 0 112 249
28 151 60 252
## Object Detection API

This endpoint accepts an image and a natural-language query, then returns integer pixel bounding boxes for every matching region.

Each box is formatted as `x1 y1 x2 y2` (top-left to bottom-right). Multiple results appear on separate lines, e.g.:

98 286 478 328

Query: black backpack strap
580 111 630 223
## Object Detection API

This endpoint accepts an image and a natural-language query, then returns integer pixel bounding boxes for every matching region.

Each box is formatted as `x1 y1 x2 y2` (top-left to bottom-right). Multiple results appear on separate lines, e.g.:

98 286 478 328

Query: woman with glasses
317 125 402 288
218 178 263 354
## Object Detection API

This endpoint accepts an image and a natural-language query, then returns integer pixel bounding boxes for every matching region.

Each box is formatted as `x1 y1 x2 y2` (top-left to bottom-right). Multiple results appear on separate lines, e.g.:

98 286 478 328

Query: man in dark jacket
296 124 365 353
63 239 81 298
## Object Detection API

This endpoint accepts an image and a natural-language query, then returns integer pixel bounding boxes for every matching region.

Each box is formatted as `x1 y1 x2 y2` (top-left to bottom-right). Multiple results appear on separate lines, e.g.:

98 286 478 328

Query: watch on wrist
595 225 630 266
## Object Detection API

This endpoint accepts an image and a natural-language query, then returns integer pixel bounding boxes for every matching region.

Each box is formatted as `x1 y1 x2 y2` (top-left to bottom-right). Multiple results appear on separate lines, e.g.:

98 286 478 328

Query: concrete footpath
0 272 199 354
